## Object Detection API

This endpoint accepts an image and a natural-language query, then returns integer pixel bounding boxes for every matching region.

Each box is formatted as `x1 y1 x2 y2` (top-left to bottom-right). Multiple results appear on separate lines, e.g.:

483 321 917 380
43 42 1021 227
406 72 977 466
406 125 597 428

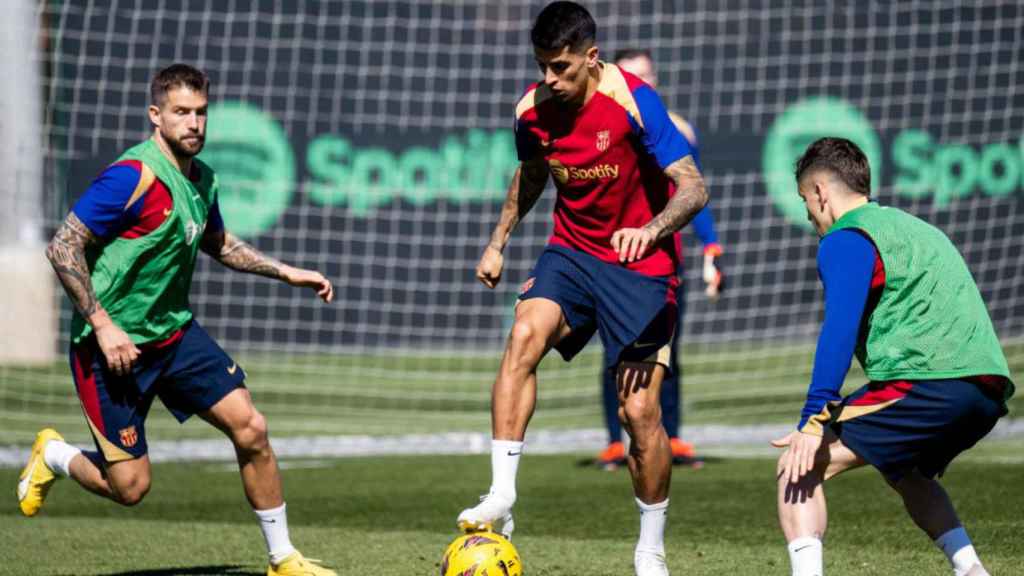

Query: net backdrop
2 0 1022 449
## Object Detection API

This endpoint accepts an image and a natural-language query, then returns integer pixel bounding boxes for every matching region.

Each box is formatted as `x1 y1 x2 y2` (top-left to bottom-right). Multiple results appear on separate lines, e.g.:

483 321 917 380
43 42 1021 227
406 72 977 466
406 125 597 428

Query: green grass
3 340 1022 445
1 453 1022 575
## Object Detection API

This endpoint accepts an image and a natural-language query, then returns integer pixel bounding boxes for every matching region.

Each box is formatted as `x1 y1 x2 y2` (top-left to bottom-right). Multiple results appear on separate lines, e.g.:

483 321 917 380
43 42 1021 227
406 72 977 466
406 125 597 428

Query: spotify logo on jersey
199 101 296 238
762 97 882 228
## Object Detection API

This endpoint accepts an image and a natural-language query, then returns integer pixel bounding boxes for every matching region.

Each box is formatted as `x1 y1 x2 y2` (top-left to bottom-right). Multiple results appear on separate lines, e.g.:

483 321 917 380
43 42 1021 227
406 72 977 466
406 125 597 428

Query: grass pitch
1 452 1022 575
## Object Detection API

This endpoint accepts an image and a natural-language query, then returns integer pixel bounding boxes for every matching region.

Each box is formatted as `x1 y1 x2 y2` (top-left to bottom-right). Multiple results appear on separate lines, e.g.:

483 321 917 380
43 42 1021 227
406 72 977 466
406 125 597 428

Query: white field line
1 419 1022 468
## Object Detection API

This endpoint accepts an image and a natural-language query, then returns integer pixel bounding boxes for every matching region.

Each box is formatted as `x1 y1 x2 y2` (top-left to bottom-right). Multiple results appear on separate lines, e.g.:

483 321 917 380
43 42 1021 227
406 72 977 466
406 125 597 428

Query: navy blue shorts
829 378 1007 482
70 320 245 462
518 245 677 371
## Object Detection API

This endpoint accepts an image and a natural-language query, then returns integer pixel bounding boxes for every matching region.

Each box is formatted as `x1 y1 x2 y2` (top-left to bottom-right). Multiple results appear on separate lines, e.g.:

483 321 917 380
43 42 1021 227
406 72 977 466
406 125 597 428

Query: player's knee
508 319 538 350
622 395 660 430
111 473 150 506
233 409 270 453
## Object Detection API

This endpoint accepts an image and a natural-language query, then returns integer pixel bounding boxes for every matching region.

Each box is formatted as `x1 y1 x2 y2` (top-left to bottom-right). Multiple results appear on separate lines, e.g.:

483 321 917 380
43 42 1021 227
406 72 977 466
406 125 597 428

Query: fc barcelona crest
119 426 138 448
596 130 610 151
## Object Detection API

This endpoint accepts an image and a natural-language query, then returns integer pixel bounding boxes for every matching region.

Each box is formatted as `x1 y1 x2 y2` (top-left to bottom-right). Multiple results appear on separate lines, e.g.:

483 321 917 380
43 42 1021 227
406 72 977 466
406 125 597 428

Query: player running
456 3 708 575
773 137 1014 576
19 64 337 576
595 48 724 469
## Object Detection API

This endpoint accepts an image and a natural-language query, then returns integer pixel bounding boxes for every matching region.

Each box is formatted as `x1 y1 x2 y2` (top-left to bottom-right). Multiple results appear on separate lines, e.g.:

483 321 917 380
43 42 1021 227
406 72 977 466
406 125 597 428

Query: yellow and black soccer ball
440 532 522 576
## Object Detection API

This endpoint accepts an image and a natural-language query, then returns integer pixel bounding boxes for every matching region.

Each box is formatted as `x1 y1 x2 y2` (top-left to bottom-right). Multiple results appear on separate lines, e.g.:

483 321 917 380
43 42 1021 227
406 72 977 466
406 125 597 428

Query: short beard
164 133 204 159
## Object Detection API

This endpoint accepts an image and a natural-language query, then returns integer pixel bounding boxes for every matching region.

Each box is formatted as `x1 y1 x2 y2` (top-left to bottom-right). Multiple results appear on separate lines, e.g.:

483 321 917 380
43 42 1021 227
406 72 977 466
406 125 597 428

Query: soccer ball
440 531 522 576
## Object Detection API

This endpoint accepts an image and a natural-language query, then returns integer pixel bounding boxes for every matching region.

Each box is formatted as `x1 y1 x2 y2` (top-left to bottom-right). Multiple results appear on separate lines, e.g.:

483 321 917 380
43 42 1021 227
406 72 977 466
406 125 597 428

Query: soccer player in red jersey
456 3 708 574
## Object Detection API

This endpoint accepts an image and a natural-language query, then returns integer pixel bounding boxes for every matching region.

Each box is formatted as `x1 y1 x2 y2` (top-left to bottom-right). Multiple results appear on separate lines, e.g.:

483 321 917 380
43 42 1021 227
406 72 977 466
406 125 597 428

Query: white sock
787 536 823 576
635 497 669 556
254 503 296 564
935 527 981 576
490 439 523 502
42 439 81 477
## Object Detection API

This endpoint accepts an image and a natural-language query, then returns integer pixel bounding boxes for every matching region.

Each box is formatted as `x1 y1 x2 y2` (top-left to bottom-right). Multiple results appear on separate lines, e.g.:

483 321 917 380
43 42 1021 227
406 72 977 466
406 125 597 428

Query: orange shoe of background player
596 441 626 469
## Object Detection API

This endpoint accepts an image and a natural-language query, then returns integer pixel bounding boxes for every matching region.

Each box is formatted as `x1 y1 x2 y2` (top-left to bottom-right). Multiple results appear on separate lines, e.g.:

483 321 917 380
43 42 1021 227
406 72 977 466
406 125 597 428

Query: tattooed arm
475 159 550 289
46 212 140 374
200 227 334 302
46 213 102 319
611 155 708 263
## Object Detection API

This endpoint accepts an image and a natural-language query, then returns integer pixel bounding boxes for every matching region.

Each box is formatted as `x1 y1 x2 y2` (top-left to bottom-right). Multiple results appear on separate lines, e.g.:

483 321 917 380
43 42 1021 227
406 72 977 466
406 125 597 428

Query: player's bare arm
46 212 140 375
201 228 334 302
612 155 707 262
476 159 549 289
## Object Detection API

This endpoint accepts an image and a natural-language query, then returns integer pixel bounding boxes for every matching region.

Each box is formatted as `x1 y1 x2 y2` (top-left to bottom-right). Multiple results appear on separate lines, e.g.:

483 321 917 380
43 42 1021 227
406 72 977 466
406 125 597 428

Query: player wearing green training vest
20 64 337 576
773 137 1013 576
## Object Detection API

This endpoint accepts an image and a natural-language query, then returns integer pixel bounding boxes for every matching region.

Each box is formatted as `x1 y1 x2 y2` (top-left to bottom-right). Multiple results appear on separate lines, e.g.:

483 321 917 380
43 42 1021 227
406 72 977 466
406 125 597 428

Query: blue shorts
519 245 677 371
70 320 245 462
829 378 1007 482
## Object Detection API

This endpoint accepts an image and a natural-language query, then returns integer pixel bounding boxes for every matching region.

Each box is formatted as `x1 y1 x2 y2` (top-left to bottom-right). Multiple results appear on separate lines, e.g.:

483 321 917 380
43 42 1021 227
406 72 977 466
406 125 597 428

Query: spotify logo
762 97 882 228
199 101 296 238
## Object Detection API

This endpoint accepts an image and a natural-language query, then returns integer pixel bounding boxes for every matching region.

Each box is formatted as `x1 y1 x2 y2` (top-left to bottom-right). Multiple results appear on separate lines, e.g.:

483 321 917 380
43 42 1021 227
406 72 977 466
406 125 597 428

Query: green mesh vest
826 203 1012 397
71 138 218 344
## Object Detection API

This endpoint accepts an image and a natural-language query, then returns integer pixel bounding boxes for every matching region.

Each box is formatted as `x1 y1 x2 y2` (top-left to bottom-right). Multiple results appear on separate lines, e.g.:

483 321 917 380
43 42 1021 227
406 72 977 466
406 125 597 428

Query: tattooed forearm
643 155 708 242
488 160 549 251
204 229 286 279
46 213 103 319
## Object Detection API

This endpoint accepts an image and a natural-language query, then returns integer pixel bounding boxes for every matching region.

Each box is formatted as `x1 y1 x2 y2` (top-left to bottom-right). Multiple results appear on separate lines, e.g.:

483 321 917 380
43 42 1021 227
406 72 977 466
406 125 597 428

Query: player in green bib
773 138 1013 576
18 64 337 576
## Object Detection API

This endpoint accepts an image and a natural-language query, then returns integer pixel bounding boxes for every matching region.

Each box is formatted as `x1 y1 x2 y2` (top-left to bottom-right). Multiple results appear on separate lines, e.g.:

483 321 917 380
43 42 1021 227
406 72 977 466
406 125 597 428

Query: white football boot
456 488 515 539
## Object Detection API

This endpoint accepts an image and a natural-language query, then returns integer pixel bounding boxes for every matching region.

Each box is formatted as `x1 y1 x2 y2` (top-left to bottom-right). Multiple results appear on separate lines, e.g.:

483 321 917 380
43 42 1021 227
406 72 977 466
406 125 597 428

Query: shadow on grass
72 566 261 576
575 455 723 470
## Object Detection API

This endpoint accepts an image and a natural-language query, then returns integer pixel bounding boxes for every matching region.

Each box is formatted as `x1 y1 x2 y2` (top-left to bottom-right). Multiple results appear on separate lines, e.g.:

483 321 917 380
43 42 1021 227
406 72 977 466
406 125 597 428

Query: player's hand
282 266 334 302
702 253 723 301
611 227 656 263
94 323 140 377
476 244 504 289
771 431 823 485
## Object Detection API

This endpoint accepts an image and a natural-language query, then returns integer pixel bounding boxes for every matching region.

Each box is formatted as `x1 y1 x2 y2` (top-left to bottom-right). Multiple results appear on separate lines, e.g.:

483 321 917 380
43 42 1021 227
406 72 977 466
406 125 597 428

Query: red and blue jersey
73 159 224 243
514 63 696 277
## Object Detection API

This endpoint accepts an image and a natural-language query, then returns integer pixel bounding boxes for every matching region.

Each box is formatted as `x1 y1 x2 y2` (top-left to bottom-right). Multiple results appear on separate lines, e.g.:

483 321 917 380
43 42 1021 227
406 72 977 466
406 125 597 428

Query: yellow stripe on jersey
595 63 644 131
798 403 833 437
515 83 556 120
124 162 157 212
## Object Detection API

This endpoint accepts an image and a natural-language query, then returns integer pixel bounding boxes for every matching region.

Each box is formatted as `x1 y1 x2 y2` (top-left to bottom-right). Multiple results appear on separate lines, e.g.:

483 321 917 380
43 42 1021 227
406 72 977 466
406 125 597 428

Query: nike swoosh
260 518 277 523
162 208 172 217
507 451 522 456
632 341 659 348
17 460 35 500
227 363 238 375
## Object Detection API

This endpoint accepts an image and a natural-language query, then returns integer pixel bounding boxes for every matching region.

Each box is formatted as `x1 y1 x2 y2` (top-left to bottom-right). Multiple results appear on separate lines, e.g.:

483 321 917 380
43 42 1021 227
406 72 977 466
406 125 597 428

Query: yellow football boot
267 551 337 576
17 428 63 516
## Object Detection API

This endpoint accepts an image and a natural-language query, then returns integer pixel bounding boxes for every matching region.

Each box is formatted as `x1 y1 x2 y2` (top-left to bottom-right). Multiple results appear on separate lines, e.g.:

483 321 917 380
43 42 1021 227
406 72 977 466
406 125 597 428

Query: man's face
150 86 208 158
797 176 832 237
534 43 597 105
617 55 656 87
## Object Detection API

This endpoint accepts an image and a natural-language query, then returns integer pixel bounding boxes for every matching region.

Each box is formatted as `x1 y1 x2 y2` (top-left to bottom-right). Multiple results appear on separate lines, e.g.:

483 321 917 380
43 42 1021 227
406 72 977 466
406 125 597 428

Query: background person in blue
595 48 724 469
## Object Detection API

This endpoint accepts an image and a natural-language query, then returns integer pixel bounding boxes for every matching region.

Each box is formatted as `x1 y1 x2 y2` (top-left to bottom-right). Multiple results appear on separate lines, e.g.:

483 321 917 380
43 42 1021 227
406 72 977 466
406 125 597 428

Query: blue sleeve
691 206 719 247
207 197 225 232
514 117 541 162
797 230 877 432
71 163 144 240
629 85 694 170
